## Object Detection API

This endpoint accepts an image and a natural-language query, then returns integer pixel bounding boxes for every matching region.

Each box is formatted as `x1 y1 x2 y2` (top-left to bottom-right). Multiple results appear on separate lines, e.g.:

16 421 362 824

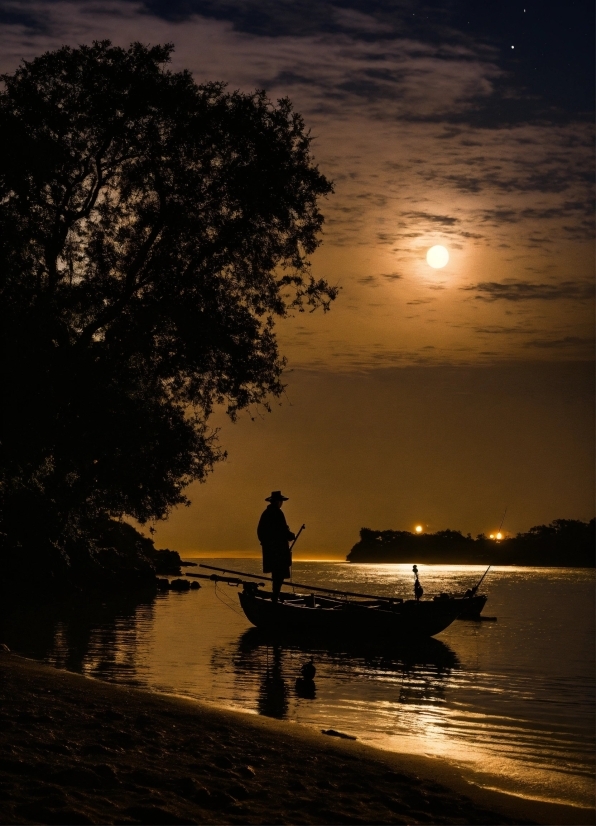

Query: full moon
426 245 449 268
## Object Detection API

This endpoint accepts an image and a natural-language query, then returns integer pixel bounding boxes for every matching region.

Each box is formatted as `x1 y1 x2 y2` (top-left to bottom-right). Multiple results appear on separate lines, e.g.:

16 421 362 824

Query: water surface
3 562 594 811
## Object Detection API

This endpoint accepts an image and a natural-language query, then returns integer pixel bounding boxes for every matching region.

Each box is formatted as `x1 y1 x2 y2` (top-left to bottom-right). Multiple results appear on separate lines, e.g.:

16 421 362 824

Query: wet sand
0 652 591 825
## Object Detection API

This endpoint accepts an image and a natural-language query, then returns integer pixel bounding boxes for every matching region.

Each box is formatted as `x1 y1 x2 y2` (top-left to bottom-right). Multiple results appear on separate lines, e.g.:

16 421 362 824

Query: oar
198 563 404 603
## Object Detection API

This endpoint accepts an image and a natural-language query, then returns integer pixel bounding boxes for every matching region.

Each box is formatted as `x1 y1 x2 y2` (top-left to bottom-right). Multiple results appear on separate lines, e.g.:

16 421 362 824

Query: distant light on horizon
415 525 423 533
489 534 495 539
496 532 503 540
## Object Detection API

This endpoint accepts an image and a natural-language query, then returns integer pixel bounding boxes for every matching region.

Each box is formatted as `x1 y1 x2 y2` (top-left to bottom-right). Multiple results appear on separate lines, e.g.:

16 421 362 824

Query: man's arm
280 510 295 540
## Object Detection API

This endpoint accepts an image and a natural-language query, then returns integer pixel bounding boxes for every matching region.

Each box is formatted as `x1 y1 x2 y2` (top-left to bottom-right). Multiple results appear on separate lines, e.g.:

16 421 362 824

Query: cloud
0 4 49 30
477 202 594 227
404 211 460 226
524 336 593 349
464 280 595 302
474 326 538 335
331 7 395 36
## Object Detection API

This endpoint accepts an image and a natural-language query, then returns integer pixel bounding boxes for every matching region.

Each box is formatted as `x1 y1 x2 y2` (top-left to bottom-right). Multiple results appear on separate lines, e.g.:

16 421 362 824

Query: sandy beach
1 651 592 825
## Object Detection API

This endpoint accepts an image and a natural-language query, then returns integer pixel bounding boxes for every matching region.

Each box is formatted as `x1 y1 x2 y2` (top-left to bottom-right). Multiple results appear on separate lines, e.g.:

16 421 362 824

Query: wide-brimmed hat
266 490 289 502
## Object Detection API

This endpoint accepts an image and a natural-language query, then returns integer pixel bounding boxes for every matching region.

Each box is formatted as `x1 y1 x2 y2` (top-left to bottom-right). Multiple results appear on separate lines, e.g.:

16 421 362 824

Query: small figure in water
413 564 424 601
257 491 295 603
300 658 316 681
296 657 316 699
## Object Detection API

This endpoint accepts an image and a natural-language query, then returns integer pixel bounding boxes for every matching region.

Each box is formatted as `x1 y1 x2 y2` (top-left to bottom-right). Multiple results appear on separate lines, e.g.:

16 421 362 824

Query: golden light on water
426 245 449 269
415 525 423 533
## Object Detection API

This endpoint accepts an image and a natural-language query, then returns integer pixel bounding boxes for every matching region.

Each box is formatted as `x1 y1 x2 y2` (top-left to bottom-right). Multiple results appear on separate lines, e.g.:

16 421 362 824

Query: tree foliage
0 41 335 568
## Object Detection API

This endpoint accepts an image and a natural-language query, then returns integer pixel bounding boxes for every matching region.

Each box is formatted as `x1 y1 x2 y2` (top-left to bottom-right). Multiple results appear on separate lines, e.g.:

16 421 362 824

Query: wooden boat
238 585 467 639
196 565 478 640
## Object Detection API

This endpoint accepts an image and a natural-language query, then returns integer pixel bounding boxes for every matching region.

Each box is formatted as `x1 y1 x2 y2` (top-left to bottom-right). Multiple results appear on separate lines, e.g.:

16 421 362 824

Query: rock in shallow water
169 579 190 592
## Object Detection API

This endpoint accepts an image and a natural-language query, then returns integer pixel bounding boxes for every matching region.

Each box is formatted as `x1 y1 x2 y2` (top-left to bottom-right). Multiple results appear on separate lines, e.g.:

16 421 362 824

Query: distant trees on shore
347 519 595 567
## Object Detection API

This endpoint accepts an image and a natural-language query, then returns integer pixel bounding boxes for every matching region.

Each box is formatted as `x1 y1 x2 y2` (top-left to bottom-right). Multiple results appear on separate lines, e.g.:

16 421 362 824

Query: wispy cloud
474 326 538 335
404 212 460 226
524 336 593 349
464 281 595 302
356 275 378 287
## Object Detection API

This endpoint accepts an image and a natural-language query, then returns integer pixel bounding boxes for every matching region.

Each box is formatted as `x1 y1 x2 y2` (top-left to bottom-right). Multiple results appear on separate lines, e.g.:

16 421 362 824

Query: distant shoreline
347 520 595 568
346 560 596 567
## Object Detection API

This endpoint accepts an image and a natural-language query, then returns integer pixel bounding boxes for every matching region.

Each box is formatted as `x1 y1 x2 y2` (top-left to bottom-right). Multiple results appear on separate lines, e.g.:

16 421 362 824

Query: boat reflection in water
212 626 459 720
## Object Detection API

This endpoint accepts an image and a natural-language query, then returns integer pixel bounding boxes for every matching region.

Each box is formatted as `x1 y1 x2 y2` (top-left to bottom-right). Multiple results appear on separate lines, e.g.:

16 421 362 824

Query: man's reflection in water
226 628 459 702
258 645 288 718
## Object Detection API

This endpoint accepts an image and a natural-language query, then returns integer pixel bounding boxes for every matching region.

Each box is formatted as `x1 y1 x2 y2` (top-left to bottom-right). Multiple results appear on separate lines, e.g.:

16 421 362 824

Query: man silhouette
257 491 295 602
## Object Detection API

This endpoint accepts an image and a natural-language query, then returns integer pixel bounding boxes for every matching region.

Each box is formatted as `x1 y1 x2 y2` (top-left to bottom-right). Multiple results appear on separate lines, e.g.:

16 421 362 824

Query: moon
426 245 449 269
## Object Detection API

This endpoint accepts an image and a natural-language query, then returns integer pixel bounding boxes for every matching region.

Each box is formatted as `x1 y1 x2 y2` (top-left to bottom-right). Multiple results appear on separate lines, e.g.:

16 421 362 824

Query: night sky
1 0 594 555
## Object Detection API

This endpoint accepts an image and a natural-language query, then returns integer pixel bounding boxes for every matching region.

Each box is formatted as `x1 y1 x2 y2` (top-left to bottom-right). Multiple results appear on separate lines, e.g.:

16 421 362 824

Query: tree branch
46 135 114 293
75 214 166 350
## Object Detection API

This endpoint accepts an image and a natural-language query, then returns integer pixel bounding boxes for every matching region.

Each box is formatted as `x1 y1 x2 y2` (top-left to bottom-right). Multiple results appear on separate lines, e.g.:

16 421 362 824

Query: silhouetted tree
0 41 335 577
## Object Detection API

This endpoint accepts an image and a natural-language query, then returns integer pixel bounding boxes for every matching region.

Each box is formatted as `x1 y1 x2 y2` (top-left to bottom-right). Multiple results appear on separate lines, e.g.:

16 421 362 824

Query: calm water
2 562 594 811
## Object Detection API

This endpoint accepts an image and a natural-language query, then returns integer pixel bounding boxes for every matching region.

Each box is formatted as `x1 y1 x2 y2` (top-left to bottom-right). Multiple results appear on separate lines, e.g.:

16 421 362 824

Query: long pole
198 563 403 603
471 565 491 595
498 506 508 532
290 524 305 552
289 524 305 588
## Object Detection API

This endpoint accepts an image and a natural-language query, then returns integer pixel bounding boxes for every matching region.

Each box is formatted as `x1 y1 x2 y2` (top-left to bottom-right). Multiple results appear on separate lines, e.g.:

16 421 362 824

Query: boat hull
456 594 488 620
238 591 464 640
